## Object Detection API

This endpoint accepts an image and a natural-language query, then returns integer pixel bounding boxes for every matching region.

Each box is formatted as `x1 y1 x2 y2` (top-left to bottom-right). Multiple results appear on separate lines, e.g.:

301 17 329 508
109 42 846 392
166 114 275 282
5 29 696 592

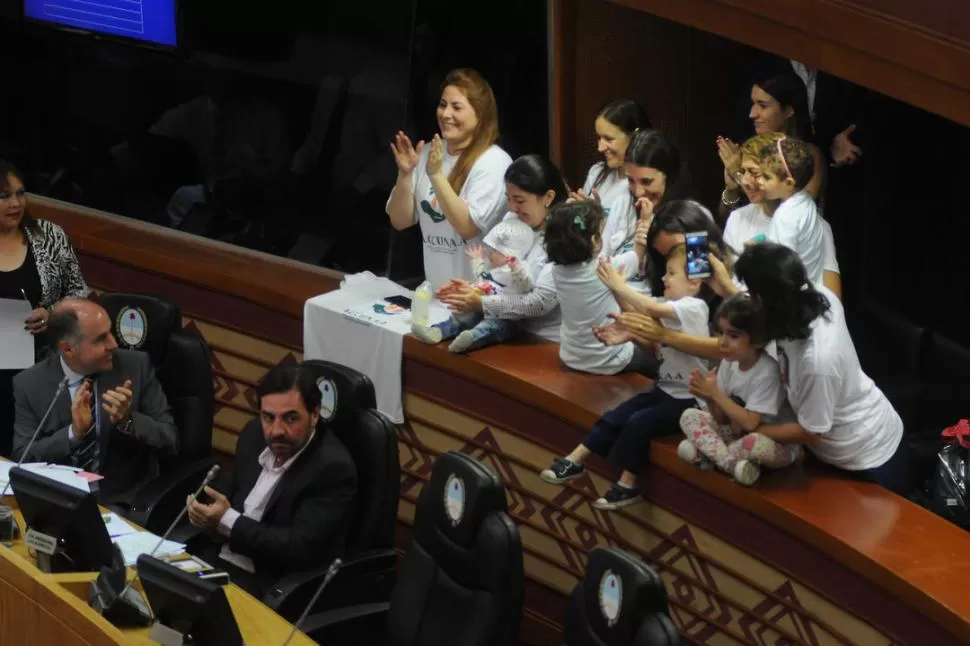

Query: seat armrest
263 549 397 621
126 459 215 534
299 601 391 644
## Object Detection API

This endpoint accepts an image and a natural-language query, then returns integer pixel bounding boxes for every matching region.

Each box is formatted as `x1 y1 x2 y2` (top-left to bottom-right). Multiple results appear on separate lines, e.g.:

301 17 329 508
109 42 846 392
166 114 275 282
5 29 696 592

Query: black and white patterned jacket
25 218 89 308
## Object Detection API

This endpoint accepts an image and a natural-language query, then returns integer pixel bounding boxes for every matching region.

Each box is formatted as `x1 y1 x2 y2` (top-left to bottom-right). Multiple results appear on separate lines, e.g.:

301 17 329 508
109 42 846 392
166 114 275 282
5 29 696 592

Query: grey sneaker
539 457 584 484
448 330 477 353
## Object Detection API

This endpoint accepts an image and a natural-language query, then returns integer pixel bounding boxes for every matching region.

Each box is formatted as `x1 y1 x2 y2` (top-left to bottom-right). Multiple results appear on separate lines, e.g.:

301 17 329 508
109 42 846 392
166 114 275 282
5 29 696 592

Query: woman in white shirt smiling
436 154 568 343
386 68 512 289
733 243 911 496
573 99 651 216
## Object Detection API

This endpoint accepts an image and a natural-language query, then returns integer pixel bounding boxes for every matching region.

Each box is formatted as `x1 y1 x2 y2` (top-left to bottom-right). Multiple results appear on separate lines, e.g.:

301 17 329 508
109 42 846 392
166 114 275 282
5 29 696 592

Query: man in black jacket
187 364 357 595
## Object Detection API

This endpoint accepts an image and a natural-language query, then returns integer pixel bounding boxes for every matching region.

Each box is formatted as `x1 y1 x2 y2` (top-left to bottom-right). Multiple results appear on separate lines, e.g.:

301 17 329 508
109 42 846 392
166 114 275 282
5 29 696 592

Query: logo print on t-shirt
778 347 790 388
420 191 446 223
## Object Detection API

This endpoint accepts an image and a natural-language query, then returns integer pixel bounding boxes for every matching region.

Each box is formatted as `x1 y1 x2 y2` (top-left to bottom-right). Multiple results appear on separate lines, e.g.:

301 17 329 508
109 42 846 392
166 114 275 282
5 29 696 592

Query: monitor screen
23 0 178 48
11 466 115 573
138 555 243 646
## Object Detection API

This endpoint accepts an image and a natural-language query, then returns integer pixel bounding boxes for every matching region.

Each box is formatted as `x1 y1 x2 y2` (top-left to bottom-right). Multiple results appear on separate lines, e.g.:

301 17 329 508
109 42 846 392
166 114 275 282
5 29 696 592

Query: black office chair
94 292 215 534
564 547 680 646
263 360 400 622
302 451 524 646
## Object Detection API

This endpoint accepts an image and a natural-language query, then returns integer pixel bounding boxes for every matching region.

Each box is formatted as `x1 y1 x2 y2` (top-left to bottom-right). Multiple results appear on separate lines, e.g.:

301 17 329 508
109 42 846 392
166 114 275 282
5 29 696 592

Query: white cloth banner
303 273 450 423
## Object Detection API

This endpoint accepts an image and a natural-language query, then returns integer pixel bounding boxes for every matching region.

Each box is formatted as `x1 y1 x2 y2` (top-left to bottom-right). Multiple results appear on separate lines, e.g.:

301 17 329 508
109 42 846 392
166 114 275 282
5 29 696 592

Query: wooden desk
0 495 314 645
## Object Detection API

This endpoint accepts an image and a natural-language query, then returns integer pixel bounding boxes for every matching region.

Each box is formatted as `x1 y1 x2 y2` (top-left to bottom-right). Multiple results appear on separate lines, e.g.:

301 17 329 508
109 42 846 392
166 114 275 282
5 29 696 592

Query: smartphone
384 295 413 310
685 231 711 280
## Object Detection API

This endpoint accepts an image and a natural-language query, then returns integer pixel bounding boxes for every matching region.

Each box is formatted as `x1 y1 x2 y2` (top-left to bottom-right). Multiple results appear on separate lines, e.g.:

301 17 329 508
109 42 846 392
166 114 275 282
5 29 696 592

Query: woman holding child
431 154 569 347
716 71 826 219
606 243 911 496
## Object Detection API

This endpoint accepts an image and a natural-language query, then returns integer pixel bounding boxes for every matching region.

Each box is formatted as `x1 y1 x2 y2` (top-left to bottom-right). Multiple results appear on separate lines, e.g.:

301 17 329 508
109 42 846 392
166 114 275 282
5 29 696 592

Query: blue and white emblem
444 474 465 526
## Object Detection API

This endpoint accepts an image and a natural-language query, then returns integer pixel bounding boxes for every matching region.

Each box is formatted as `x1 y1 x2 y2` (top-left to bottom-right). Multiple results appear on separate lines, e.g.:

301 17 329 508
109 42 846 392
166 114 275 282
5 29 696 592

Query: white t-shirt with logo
716 353 788 424
776 287 903 471
766 190 825 286
655 296 711 399
552 260 633 375
582 163 628 219
725 202 839 274
386 143 511 290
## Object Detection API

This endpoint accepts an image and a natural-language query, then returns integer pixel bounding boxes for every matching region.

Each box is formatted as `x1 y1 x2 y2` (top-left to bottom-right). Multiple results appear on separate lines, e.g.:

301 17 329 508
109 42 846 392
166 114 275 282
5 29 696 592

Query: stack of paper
100 511 139 538
113 531 186 567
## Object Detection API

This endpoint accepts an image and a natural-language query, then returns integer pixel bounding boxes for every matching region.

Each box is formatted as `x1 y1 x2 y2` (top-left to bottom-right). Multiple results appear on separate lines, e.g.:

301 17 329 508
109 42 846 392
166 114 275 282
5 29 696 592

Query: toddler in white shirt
412 218 535 353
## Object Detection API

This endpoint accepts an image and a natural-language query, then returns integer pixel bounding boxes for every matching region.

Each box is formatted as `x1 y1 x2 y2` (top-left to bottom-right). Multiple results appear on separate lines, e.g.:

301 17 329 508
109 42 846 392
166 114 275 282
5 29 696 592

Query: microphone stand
116 465 222 610
282 558 343 646
1 377 69 498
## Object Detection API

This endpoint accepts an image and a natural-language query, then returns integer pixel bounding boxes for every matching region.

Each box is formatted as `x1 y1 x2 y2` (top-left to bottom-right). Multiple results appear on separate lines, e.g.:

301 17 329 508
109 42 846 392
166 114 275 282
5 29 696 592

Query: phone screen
685 231 711 280
384 295 413 310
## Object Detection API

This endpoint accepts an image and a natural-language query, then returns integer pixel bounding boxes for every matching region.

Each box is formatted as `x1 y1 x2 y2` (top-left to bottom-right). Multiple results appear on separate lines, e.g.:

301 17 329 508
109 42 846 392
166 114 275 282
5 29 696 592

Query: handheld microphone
282 557 343 646
1 376 69 498
115 464 222 608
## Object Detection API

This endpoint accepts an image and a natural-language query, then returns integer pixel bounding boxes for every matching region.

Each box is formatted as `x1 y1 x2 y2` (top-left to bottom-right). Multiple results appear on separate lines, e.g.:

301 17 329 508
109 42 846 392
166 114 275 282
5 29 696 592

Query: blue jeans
434 313 517 351
583 387 696 474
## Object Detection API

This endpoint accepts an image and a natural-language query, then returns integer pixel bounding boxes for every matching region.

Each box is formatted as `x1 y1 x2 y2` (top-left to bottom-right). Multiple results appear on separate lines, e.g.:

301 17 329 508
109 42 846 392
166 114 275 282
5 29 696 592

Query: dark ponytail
734 242 830 341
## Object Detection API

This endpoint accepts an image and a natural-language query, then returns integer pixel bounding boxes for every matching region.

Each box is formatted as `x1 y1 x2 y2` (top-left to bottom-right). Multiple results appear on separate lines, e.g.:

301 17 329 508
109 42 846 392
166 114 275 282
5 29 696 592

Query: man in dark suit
186 364 357 596
12 298 179 504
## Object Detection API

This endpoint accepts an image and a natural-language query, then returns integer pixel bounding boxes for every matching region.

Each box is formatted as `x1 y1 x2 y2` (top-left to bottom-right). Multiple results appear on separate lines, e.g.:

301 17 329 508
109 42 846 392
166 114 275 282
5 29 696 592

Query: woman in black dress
0 161 88 456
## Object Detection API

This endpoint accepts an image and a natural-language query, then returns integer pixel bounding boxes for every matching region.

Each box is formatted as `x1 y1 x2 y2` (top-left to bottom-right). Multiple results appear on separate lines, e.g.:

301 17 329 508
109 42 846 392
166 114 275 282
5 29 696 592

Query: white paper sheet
113 531 186 567
20 464 90 493
0 298 35 369
101 511 139 538
0 462 45 494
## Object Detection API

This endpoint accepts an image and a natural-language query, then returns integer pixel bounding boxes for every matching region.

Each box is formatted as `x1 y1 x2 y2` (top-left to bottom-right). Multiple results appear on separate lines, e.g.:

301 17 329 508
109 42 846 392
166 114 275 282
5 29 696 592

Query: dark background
0 0 967 351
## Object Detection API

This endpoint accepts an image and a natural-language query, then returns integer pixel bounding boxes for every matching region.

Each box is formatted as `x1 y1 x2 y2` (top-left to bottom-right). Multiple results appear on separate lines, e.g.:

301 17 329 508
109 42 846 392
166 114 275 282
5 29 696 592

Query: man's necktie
75 376 100 473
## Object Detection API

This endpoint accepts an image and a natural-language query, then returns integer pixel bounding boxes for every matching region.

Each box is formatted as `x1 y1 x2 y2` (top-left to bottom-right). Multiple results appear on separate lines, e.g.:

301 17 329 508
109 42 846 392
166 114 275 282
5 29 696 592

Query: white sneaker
677 440 698 463
411 324 442 345
733 460 761 486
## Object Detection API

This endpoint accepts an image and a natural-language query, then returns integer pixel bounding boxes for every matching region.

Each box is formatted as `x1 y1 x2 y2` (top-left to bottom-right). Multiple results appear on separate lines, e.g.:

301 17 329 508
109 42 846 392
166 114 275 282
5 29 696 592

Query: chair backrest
95 292 213 464
98 293 181 366
564 547 680 646
388 451 523 646
301 360 398 552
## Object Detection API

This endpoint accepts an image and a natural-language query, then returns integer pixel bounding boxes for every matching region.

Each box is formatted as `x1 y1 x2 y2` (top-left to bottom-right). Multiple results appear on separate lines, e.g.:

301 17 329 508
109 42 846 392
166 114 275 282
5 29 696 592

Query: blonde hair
754 132 814 189
441 69 500 194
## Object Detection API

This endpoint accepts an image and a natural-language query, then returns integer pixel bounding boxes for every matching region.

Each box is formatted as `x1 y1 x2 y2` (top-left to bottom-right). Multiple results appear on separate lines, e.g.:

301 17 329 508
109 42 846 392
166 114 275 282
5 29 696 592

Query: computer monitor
22 0 179 49
137 554 243 646
10 466 114 573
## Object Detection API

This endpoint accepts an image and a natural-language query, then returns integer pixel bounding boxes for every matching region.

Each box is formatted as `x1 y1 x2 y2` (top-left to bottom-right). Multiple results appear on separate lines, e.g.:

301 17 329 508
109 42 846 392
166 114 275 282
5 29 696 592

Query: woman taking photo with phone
386 68 512 289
